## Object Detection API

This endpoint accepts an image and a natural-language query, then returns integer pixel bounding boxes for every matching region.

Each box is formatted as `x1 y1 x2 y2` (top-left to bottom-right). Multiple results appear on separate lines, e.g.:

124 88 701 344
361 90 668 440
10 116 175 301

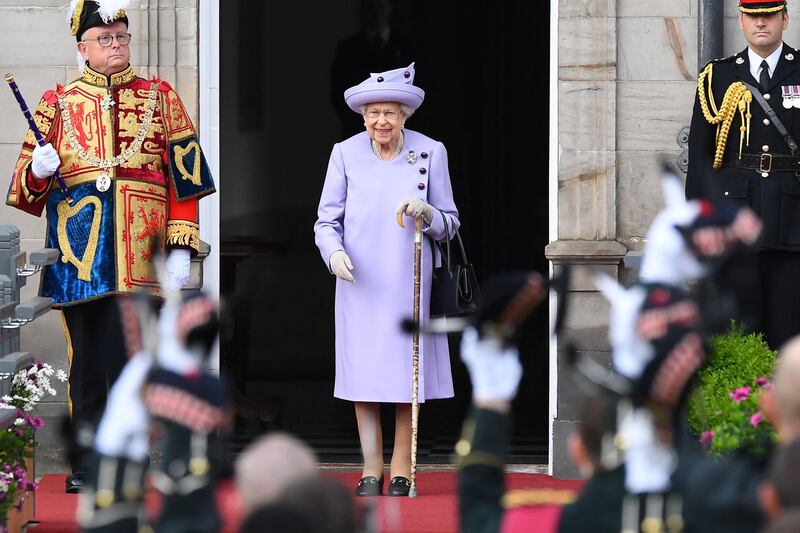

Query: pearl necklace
371 130 404 161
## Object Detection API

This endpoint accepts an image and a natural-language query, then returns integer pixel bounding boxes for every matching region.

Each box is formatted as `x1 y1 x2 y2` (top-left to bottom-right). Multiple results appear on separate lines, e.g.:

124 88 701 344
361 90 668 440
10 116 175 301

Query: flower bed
688 323 777 457
0 362 66 532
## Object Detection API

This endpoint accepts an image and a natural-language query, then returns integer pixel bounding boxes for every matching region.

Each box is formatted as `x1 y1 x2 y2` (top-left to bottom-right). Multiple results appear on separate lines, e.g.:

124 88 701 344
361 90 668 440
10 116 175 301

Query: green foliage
688 322 777 457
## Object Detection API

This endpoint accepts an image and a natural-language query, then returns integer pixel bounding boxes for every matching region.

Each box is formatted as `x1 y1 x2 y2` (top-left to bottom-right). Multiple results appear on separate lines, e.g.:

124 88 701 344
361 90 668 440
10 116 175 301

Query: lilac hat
344 62 425 114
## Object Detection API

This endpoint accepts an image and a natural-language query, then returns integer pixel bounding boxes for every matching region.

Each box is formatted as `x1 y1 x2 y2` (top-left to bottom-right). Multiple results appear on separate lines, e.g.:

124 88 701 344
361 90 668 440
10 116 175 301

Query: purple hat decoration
344 62 425 113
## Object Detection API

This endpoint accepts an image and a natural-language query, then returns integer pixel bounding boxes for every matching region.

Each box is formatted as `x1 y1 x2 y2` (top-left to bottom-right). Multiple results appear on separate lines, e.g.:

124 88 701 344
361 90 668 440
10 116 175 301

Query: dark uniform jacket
686 44 800 251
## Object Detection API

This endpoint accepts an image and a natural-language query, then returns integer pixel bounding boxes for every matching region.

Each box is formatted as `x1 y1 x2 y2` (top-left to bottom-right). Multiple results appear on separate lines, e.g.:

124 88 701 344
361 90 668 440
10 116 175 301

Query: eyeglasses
365 109 401 120
82 33 132 47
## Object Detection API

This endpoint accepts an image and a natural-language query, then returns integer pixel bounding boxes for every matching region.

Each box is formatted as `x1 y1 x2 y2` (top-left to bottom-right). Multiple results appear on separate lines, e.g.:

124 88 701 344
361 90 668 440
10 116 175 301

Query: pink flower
751 412 763 427
25 416 43 428
730 386 751 403
756 377 770 388
700 430 715 447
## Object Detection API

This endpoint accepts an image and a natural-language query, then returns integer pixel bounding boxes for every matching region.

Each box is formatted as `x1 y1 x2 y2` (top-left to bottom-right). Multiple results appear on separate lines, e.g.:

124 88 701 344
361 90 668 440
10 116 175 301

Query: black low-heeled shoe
387 476 411 497
65 471 86 494
355 475 384 496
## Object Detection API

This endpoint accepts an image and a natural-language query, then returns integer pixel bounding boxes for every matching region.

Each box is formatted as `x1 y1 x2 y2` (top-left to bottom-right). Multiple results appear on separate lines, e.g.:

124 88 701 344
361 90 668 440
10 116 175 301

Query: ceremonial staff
397 211 423 497
4 73 72 203
410 216 423 498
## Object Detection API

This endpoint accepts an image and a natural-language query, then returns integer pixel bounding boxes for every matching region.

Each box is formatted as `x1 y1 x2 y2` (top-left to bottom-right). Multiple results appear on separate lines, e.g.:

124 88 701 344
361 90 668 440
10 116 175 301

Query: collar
748 42 784 79
81 64 136 87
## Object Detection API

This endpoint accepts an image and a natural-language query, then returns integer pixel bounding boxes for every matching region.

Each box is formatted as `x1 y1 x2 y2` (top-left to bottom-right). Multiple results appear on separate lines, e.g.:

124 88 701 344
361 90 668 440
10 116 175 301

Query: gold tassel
739 98 747 159
697 63 752 169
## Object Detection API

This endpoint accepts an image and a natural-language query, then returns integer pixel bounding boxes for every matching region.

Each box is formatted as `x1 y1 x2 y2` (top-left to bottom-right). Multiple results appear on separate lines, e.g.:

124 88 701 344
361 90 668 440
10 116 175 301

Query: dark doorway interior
220 0 550 463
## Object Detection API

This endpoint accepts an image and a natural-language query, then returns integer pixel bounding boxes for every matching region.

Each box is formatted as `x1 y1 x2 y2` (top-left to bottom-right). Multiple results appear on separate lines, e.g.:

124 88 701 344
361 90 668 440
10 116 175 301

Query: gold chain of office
697 63 753 169
57 82 159 169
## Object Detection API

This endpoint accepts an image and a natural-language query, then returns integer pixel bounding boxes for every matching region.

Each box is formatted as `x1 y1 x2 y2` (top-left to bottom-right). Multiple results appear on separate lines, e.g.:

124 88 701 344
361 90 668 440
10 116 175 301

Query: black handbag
429 214 480 317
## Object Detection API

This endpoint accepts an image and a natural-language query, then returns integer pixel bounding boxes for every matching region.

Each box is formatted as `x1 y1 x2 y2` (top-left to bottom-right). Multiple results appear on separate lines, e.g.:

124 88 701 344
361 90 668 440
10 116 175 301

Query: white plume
66 0 82 26
75 51 86 74
593 273 653 379
94 0 132 24
66 0 132 30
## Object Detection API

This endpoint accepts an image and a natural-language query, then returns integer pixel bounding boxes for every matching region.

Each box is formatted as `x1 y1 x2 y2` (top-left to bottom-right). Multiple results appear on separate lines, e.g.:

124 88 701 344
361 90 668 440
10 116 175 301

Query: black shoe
387 476 411 496
65 471 86 494
355 475 383 496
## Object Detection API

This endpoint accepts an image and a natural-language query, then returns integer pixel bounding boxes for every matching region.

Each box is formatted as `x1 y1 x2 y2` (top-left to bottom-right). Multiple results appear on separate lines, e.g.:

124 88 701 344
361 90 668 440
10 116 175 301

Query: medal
95 172 111 192
783 86 794 109
99 94 116 111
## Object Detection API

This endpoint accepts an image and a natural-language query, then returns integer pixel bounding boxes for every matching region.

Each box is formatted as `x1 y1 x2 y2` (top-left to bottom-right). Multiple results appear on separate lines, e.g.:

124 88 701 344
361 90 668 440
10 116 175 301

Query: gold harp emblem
57 196 103 282
173 141 202 186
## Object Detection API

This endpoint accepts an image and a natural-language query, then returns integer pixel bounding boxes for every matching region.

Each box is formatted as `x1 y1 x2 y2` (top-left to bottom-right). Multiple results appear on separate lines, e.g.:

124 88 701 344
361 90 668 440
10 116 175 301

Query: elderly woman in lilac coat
314 63 459 497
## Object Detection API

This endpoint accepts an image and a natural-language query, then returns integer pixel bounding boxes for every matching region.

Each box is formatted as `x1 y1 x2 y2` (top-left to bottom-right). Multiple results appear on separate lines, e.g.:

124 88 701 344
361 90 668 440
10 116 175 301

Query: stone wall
0 0 200 476
550 0 800 478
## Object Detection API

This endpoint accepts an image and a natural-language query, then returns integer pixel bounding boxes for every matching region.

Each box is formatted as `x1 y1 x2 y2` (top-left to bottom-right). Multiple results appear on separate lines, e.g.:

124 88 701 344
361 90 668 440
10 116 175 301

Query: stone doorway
219 0 550 464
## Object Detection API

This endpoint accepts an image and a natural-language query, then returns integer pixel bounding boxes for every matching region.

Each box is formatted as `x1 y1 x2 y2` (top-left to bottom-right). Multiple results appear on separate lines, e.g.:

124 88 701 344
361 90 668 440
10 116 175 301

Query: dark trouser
755 250 800 350
62 296 127 472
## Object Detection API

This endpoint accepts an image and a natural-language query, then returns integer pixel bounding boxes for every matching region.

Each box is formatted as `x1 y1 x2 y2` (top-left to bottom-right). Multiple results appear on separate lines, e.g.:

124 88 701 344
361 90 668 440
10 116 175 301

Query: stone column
547 0 620 479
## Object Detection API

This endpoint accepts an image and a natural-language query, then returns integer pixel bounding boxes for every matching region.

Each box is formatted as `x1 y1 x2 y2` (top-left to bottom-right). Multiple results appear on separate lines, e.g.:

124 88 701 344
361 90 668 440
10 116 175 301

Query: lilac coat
314 129 459 403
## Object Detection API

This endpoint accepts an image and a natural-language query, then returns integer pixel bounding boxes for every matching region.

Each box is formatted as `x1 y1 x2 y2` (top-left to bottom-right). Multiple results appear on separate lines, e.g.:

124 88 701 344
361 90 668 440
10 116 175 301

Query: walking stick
4 74 72 203
396 212 423 497
410 216 422 498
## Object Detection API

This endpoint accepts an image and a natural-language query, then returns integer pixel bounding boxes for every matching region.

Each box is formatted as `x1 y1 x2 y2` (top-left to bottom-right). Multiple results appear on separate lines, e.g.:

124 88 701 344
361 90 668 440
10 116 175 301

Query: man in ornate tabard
5 0 215 492
686 0 800 349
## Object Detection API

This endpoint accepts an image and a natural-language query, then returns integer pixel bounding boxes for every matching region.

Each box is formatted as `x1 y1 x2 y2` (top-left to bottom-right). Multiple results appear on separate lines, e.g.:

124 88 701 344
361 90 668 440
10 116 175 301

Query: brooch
407 150 418 165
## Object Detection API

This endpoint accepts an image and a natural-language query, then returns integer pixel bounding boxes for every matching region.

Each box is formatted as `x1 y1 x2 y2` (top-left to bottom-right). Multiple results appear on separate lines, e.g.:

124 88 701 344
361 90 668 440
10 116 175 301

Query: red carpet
32 471 583 533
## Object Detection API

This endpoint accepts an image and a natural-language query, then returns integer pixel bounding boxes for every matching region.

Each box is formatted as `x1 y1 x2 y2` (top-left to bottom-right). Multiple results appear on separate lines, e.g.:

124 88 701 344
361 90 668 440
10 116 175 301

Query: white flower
13 418 24 426
1 395 11 403
56 370 68 383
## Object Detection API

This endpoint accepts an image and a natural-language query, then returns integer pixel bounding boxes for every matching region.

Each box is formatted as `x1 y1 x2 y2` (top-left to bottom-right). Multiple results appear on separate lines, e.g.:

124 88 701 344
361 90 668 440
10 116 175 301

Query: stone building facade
1 0 795 478
548 0 800 477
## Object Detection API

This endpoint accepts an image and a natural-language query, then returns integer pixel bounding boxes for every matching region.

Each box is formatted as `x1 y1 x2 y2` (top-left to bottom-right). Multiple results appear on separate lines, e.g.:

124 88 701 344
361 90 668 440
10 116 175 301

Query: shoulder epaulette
700 53 736 73
502 488 577 509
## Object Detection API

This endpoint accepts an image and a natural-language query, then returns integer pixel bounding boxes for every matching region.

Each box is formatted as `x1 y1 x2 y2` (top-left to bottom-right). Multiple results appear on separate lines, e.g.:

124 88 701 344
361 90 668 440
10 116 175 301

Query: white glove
165 248 191 290
158 297 199 375
94 351 153 461
330 250 355 283
460 327 523 401
396 197 434 225
31 143 61 180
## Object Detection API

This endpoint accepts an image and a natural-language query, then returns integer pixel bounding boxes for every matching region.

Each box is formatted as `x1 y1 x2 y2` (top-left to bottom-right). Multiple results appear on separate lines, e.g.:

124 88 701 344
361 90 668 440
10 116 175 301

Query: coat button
377 76 384 82
762 172 769 178
404 71 411 78
765 93 771 100
418 182 425 190
420 152 428 159
419 168 427 175
763 145 770 152
764 119 771 126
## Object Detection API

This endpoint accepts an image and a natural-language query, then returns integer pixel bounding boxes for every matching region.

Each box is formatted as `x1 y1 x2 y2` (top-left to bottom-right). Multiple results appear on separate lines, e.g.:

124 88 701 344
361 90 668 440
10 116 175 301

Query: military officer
686 0 800 349
5 0 215 492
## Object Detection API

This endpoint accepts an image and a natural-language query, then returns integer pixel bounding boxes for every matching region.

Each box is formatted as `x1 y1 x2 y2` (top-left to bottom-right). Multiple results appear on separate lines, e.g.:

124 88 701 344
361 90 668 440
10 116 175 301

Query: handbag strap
430 211 454 273
428 212 470 272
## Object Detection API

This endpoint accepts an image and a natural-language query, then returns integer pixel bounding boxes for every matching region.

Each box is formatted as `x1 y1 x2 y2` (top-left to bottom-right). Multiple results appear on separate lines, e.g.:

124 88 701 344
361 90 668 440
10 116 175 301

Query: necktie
760 59 771 91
